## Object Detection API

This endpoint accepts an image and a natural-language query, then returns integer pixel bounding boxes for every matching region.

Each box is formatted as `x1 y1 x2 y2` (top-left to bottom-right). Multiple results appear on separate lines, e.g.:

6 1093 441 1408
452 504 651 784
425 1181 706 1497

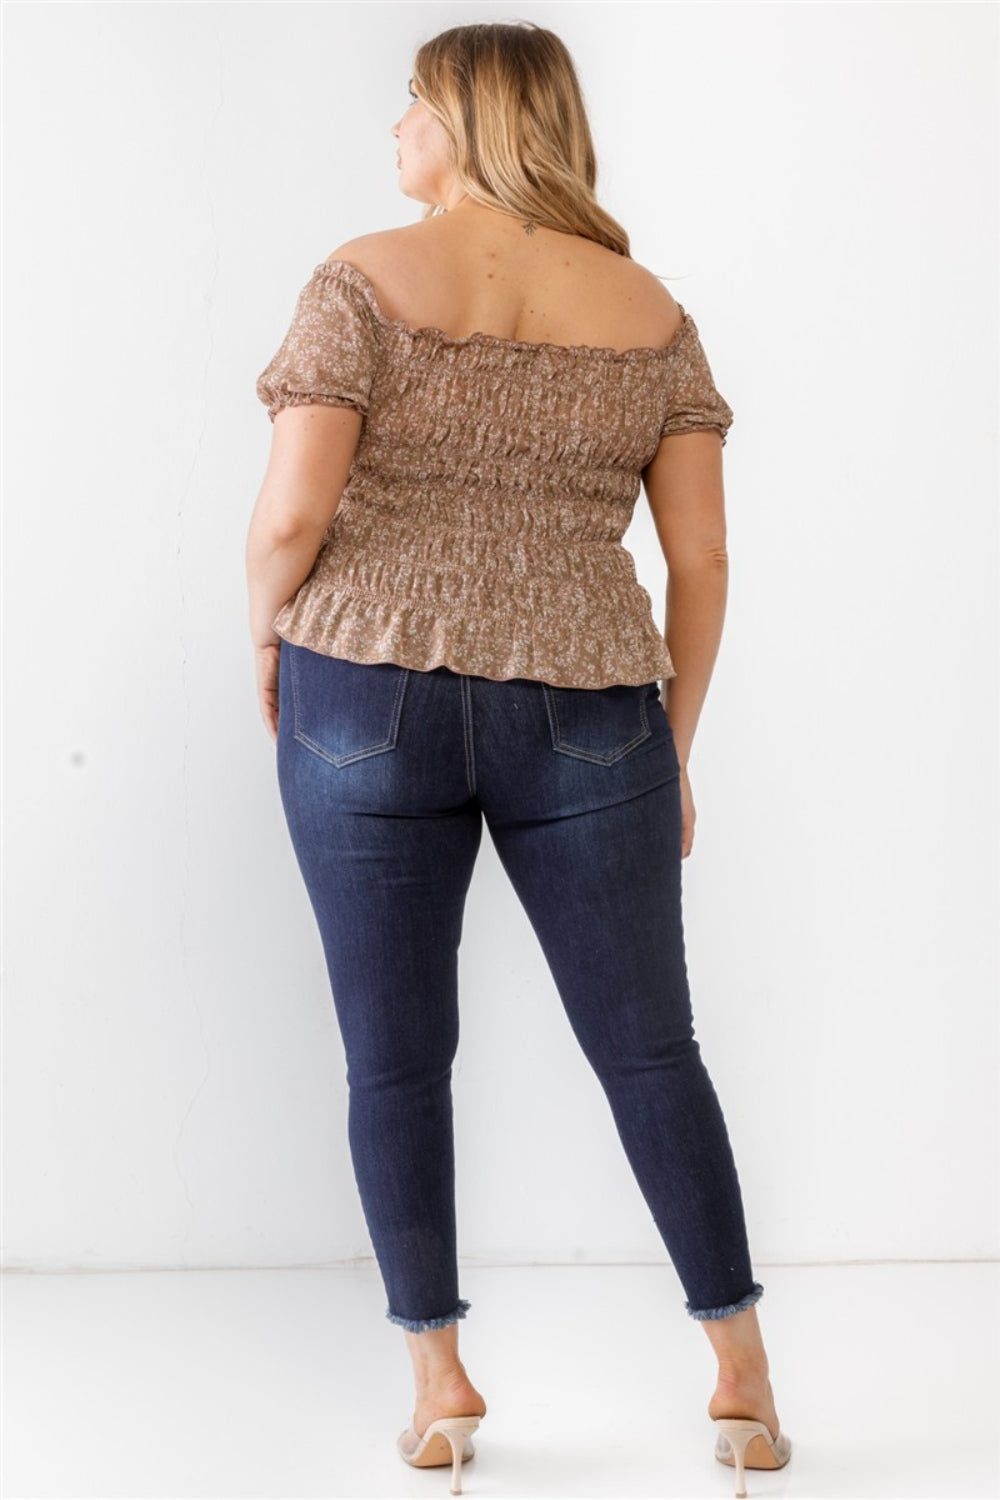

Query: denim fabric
276 640 764 1331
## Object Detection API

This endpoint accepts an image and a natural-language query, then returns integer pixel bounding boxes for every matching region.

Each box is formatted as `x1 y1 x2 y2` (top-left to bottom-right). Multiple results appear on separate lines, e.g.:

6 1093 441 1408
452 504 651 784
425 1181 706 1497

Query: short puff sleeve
256 262 379 423
659 313 734 447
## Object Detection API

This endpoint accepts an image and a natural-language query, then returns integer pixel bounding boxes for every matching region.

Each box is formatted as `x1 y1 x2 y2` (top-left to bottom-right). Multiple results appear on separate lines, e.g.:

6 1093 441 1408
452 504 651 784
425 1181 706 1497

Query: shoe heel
396 1412 482 1493
714 1419 767 1499
434 1416 481 1496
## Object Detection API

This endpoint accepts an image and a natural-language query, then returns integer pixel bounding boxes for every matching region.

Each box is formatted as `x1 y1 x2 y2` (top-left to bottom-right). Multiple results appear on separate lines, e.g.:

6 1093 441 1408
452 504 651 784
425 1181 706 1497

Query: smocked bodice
255 258 734 687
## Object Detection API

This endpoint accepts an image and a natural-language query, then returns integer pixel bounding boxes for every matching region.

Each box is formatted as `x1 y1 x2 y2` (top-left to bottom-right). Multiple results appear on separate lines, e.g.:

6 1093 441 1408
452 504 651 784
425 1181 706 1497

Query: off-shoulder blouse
255 258 734 688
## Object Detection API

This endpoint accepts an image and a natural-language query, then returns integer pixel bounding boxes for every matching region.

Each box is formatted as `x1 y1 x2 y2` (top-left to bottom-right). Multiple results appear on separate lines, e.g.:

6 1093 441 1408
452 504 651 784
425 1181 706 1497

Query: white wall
3 2 996 1280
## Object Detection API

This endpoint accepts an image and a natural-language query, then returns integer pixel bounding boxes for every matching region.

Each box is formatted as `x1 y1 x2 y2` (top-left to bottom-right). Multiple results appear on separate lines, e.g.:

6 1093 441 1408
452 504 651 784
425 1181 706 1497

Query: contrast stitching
289 649 410 766
541 684 652 765
461 675 476 795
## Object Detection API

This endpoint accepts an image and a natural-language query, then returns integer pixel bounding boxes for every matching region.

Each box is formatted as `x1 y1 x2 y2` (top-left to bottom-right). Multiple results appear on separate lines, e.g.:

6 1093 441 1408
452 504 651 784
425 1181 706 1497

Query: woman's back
327 204 685 357
255 203 734 690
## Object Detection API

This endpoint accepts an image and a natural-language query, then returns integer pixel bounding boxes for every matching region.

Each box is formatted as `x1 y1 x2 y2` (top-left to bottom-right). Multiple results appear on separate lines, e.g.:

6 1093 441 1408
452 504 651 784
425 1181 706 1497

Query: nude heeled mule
397 1414 482 1495
714 1417 792 1498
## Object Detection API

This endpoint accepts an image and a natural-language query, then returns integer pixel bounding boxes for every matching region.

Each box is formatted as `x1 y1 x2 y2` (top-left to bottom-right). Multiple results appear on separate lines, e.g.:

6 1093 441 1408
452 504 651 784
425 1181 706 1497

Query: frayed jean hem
385 1298 471 1333
685 1281 764 1322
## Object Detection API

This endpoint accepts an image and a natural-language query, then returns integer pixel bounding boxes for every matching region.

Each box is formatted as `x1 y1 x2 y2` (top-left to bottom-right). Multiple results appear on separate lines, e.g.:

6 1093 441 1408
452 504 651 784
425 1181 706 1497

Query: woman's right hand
679 766 696 858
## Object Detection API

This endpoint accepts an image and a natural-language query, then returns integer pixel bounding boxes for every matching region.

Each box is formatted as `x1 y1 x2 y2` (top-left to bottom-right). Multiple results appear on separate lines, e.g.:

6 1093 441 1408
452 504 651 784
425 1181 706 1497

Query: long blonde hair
411 21 631 258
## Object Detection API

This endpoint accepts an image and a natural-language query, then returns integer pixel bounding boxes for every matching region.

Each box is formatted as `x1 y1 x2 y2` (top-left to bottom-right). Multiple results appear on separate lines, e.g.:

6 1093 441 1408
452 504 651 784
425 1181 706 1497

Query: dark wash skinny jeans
276 640 764 1332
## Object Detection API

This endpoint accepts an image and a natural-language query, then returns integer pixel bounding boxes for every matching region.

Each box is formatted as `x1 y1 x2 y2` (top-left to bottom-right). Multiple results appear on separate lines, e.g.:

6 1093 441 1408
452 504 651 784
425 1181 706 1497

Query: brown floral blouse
256 258 734 688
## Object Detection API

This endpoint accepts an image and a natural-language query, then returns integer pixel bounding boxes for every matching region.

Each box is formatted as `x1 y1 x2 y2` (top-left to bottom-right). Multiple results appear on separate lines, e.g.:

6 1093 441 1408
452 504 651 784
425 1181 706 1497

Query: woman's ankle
414 1365 475 1398
713 1364 771 1395
404 1325 466 1392
699 1305 770 1382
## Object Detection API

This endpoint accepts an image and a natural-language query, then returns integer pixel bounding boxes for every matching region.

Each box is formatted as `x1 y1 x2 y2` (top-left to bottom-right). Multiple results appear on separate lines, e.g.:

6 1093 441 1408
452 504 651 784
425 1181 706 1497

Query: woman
247 20 791 1498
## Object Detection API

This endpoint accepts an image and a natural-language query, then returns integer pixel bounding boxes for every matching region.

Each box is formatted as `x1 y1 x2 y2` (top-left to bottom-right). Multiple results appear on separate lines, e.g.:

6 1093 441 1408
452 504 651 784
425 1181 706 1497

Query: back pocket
541 681 653 765
288 645 410 767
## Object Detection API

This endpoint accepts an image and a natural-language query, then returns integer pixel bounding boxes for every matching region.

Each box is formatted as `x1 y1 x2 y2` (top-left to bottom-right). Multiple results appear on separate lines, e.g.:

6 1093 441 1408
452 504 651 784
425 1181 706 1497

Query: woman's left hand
254 642 282 742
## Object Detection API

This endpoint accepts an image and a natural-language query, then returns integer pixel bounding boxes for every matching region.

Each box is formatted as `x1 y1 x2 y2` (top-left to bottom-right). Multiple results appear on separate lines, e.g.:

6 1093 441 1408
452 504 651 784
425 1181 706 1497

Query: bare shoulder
623 256 683 316
560 239 685 347
603 254 685 345
321 227 434 316
324 226 423 274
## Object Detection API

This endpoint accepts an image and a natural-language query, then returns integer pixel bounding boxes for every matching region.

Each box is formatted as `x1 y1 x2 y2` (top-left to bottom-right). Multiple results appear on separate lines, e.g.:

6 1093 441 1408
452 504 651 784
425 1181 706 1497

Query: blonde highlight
411 20 631 258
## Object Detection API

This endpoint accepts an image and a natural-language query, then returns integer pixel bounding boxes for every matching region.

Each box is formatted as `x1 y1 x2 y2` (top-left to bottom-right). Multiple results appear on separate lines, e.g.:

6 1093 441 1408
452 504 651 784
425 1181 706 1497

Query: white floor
2 1261 997 1500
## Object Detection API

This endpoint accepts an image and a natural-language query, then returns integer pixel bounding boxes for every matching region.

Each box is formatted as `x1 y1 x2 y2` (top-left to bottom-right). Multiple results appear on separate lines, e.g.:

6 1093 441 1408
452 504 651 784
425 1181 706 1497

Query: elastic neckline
316 258 694 362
